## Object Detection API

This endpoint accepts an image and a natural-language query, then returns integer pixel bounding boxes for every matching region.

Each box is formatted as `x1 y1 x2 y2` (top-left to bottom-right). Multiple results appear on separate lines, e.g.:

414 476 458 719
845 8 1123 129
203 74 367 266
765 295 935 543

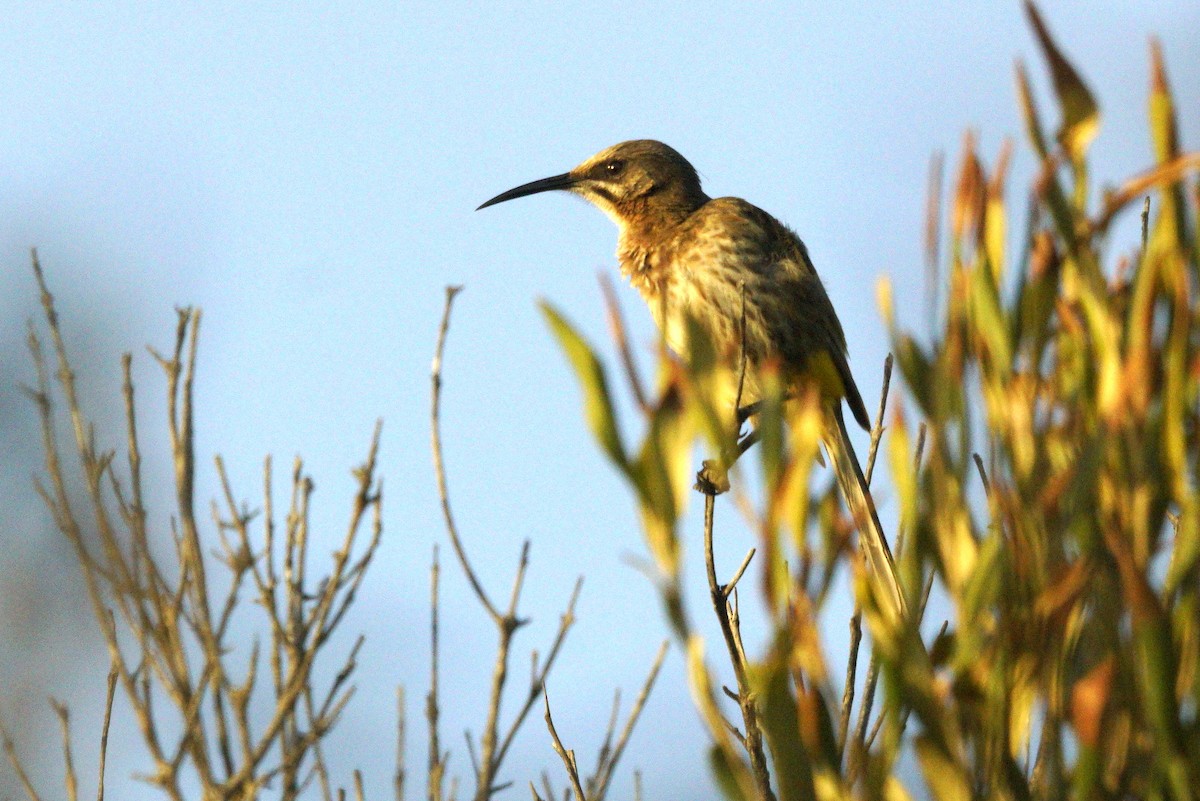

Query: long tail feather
824 405 906 621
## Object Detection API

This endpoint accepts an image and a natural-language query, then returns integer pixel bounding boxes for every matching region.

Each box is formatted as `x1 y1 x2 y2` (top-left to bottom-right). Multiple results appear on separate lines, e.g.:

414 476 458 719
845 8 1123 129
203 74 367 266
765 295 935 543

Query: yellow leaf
984 140 1012 283
876 275 895 329
915 737 971 801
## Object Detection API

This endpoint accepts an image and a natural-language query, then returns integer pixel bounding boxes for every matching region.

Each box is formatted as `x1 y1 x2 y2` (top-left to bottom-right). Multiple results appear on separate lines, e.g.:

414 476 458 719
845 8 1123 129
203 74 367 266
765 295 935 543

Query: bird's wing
830 342 872 430
694 199 872 429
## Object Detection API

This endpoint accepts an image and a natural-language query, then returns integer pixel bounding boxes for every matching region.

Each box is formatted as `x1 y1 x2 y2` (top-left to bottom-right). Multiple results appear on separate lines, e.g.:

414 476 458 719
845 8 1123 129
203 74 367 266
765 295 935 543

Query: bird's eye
603 159 625 176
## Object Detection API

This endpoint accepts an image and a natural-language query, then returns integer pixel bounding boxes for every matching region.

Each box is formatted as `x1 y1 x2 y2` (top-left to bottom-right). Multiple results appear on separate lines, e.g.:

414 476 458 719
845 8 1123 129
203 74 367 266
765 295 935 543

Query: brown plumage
479 139 904 619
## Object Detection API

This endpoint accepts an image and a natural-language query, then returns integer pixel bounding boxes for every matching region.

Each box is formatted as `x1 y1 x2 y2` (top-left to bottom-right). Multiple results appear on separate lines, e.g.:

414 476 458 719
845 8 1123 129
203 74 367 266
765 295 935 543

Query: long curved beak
476 172 577 211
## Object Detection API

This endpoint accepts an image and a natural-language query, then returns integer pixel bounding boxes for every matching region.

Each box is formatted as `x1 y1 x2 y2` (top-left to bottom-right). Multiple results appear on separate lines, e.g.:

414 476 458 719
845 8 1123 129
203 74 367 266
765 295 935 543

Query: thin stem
864 354 893 486
430 285 501 622
972 452 991 493
543 689 586 801
840 355 893 763
476 542 533 797
52 700 79 801
599 273 649 413
396 686 406 801
590 640 670 801
493 578 584 772
428 547 445 801
723 549 756 599
702 494 776 801
837 612 863 762
97 667 118 801
0 711 45 801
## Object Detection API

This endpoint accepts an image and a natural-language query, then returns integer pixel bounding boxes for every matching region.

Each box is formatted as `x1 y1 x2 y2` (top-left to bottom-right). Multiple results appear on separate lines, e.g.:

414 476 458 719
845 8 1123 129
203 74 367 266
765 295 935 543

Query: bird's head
478 140 708 229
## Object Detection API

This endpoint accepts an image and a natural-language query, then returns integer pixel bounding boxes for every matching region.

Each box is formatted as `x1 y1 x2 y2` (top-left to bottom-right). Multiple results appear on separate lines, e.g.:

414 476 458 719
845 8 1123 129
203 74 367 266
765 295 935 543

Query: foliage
543 4 1200 799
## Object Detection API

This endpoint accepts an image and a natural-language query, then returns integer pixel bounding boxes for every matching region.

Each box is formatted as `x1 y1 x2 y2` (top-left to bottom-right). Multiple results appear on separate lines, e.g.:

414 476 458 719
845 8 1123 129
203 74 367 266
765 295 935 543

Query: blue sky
1 2 1197 798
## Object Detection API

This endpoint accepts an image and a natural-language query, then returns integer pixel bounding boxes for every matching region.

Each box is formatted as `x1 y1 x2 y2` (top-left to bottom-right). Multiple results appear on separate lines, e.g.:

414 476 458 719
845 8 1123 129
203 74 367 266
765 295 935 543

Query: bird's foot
695 459 731 496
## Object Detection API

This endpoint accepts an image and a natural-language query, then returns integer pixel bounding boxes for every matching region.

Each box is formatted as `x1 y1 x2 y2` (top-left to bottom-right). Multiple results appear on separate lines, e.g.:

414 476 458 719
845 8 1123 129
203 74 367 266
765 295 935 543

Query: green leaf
747 649 814 801
757 365 787 487
892 335 934 415
687 637 754 801
1014 61 1050 159
1024 1 1100 164
969 256 1014 379
540 301 628 470
1166 501 1199 595
1148 40 1193 258
630 389 690 573
708 746 749 801
1130 599 1190 793
1014 232 1061 356
954 531 1004 669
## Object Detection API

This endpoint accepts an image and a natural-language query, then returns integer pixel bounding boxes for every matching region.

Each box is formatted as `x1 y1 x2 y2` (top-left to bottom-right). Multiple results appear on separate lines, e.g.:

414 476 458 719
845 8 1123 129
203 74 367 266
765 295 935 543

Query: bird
478 139 905 619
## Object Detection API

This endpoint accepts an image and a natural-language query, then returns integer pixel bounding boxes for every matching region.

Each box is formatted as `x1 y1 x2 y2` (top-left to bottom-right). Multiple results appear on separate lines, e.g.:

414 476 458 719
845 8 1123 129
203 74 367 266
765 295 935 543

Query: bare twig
844 652 886 792
972 453 991 493
702 494 776 801
837 611 863 763
98 666 118 801
723 548 756 599
1140 195 1151 253
29 255 177 795
493 578 584 773
589 692 622 800
466 731 481 778
428 547 446 801
588 640 669 801
543 689 586 801
864 354 893 486
477 542 535 796
396 686 407 801
599 273 649 412
431 285 500 623
0 710 45 801
840 355 892 762
52 700 80 801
